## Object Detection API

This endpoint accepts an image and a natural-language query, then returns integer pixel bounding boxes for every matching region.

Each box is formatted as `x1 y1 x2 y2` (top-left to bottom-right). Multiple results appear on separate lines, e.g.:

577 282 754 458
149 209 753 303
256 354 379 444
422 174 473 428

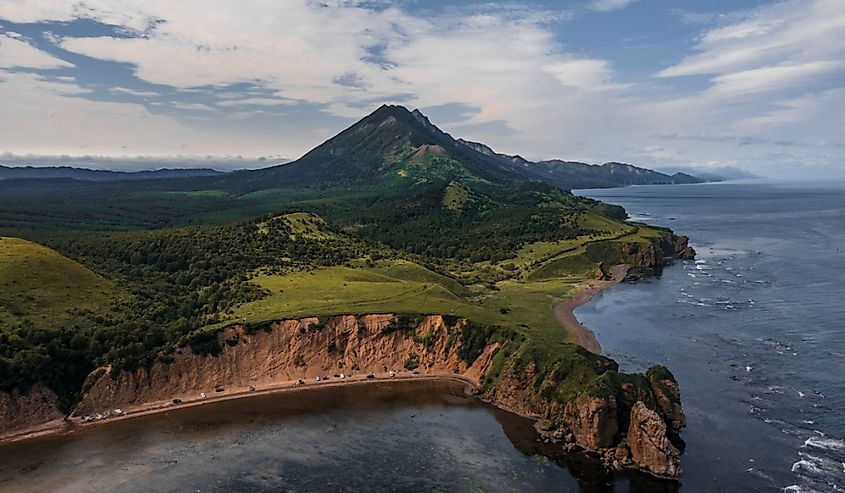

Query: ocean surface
1 181 842 493
578 181 845 492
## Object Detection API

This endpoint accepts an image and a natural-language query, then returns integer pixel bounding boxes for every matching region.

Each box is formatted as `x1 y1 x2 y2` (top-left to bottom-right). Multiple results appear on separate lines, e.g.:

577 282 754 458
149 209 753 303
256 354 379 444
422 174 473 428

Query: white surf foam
804 436 845 453
792 459 823 474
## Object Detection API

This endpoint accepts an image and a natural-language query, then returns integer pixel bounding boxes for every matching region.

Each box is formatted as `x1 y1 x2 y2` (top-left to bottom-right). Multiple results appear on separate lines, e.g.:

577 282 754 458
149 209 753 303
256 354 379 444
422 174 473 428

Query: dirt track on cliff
553 264 628 354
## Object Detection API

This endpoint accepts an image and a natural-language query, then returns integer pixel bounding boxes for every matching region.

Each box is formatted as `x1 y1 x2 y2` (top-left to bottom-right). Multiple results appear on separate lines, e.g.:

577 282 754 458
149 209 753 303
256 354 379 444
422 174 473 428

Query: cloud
630 0 845 175
542 59 621 90
0 71 202 155
589 0 637 13
0 34 73 69
169 101 217 112
652 132 844 149
45 3 603 113
216 97 295 107
0 1 154 32
708 60 845 98
0 1 628 157
658 0 845 78
0 0 842 176
109 86 159 98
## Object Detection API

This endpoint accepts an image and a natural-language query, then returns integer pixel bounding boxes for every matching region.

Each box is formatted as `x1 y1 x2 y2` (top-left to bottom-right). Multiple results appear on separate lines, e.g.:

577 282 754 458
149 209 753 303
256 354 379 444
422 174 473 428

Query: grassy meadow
0 237 118 328
224 212 662 345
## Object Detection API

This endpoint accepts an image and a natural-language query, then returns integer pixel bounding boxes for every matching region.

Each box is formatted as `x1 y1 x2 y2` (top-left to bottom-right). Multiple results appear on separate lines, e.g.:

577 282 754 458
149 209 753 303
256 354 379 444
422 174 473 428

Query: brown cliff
72 315 493 416
622 233 695 279
2 314 685 481
626 401 682 478
0 385 64 437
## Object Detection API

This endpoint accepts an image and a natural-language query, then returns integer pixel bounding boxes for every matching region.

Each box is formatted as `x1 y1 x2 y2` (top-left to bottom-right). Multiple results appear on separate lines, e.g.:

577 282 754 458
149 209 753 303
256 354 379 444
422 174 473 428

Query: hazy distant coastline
0 153 291 173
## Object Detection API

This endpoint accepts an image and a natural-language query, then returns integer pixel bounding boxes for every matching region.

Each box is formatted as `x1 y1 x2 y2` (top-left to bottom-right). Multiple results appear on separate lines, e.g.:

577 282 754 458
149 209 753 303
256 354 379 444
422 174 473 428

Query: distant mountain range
0 165 223 182
0 105 719 190
654 166 757 181
457 139 707 189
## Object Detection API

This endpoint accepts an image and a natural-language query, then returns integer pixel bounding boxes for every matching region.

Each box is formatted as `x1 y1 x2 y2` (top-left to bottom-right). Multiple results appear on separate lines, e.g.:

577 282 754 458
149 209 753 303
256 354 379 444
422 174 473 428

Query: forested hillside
0 105 689 414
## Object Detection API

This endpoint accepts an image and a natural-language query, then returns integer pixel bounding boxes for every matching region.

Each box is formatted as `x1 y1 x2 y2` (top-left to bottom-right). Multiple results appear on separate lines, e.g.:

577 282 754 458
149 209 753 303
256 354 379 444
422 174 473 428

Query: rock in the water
627 401 682 479
674 235 696 260
679 246 696 260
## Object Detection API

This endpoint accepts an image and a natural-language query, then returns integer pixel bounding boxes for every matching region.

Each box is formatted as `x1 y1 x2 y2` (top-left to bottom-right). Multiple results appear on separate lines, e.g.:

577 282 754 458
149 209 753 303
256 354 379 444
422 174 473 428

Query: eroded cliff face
2 313 685 481
0 385 64 436
73 315 496 416
622 233 696 279
626 401 682 479
487 357 686 479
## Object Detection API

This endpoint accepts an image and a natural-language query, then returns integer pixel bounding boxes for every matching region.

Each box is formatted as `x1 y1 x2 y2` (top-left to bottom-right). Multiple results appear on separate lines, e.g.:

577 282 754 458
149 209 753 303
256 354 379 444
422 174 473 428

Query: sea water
577 181 845 492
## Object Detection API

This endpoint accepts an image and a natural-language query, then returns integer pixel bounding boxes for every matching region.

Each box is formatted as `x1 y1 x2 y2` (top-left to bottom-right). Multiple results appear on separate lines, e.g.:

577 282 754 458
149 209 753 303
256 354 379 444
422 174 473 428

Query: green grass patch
442 180 471 212
0 237 118 327
225 257 585 345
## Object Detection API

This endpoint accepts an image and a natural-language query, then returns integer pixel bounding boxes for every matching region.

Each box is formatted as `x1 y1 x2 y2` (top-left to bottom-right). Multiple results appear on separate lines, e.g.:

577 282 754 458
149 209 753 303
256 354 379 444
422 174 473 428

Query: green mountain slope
0 237 117 327
188 105 620 263
208 104 529 192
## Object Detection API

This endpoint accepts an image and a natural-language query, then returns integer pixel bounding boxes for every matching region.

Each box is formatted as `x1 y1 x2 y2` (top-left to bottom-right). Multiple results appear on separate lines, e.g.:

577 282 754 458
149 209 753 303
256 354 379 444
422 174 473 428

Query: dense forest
0 216 372 409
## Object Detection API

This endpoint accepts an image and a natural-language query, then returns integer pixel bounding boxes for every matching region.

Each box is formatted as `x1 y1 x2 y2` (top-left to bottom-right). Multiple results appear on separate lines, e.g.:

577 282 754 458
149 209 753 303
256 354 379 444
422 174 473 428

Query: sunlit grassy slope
0 237 116 327
226 212 662 344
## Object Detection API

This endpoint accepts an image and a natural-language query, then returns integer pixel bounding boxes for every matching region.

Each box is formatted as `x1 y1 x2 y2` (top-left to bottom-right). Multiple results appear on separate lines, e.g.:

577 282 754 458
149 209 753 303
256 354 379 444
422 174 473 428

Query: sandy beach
0 372 476 446
554 264 629 354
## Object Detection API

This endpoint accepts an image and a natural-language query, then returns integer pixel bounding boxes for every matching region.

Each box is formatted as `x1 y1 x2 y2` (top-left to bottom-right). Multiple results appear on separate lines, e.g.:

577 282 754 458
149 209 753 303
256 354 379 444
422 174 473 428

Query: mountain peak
372 103 411 115
364 104 422 123
239 103 528 188
200 104 707 192
410 108 431 126
364 104 436 131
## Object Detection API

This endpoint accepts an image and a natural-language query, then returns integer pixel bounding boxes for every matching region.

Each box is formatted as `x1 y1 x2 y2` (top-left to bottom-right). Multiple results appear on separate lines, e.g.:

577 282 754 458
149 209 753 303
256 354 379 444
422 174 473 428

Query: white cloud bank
647 0 845 176
0 0 843 176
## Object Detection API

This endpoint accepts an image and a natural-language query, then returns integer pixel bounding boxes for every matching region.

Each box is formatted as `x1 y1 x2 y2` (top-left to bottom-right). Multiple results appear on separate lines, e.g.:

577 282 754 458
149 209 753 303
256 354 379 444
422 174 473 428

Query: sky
0 0 843 177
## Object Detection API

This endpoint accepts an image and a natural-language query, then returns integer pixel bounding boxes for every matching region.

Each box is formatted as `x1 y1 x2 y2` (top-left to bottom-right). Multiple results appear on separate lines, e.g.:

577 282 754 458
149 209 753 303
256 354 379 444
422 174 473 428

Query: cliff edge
51 313 686 479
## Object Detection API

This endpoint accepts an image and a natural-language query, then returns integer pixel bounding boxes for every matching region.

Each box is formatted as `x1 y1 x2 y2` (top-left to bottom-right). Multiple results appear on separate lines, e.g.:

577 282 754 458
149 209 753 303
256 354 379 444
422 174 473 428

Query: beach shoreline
0 372 476 446
554 264 629 354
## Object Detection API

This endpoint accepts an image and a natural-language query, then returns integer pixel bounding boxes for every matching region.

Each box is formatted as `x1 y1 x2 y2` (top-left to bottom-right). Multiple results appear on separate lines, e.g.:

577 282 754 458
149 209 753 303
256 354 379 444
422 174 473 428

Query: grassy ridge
0 237 117 327
0 238 124 408
231 260 579 342
225 215 664 345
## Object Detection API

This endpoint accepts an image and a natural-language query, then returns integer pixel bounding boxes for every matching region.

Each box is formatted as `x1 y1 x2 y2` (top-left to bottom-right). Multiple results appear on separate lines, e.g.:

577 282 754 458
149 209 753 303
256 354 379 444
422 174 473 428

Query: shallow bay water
0 380 673 493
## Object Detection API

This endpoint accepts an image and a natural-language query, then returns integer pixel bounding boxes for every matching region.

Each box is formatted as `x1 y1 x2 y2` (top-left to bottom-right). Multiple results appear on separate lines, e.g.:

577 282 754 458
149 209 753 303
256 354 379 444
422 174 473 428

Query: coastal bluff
2 313 685 480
